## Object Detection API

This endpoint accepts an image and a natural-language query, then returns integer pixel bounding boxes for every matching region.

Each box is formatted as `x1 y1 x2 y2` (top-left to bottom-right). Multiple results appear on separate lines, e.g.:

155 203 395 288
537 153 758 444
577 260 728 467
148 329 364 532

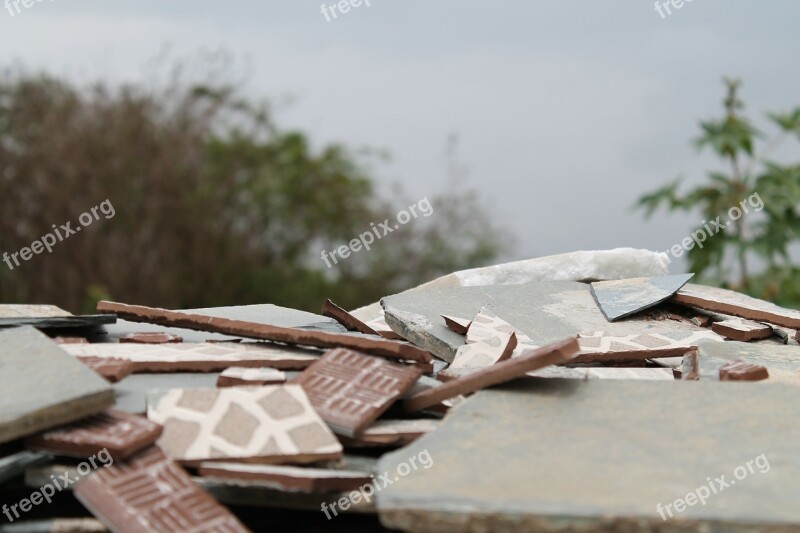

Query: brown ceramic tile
337 419 438 448
711 319 773 342
74 446 248 533
441 315 471 335
120 332 183 344
198 462 371 494
719 361 770 381
97 301 431 364
76 356 134 383
404 337 580 413
26 409 162 460
216 367 287 387
63 342 320 372
292 348 423 437
322 300 380 336
573 330 723 363
673 283 800 329
147 385 342 465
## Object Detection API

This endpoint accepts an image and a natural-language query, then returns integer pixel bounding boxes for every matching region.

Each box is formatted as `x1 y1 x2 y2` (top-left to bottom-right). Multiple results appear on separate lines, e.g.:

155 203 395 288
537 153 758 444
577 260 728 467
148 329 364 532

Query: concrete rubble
1 248 798 532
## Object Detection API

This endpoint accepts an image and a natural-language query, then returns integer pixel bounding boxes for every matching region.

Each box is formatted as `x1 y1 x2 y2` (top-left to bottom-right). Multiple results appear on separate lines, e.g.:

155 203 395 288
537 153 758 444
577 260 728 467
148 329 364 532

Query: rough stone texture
377 380 800 532
0 304 71 318
673 283 800 329
0 327 114 445
382 281 712 362
590 273 694 321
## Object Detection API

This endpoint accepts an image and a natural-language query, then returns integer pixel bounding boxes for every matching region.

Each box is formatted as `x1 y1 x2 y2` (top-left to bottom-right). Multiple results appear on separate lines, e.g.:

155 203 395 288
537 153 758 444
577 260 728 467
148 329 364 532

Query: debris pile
1 248 799 532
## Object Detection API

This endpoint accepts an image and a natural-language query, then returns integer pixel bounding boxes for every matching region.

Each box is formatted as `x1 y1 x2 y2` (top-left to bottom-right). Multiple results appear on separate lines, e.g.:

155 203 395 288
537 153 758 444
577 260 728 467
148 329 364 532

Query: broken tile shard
590 273 694 321
573 329 723 363
217 367 287 387
0 326 114 445
322 299 380 335
441 315 471 335
711 319 773 341
25 409 162 460
338 419 439 448
147 385 342 465
673 283 800 329
719 361 770 381
292 348 423 437
62 342 321 372
120 332 183 344
97 301 432 364
404 337 579 412
74 447 248 533
198 462 371 494
76 356 134 383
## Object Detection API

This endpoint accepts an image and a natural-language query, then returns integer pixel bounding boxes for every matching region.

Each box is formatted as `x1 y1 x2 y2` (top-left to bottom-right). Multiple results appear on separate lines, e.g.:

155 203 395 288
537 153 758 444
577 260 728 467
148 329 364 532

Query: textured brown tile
338 419 438 448
404 337 579 413
74 446 248 533
711 319 773 342
97 300 431 364
26 409 162 460
76 356 134 383
293 348 423 437
147 386 342 465
719 361 770 381
673 283 800 329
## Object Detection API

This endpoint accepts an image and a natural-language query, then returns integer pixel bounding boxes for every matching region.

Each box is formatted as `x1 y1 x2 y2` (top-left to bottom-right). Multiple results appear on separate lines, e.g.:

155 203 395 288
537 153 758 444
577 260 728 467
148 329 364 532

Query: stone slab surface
0 327 114 445
382 281 710 362
590 274 694 321
695 340 800 383
377 380 800 532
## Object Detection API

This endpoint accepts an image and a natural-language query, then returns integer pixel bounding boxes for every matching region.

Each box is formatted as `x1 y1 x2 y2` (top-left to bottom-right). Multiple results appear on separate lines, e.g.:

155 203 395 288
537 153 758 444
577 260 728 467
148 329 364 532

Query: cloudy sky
2 0 798 270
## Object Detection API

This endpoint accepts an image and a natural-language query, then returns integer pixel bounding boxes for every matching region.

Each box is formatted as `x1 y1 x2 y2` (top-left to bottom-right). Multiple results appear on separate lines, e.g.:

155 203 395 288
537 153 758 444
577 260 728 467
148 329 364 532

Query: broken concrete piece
382 281 713 362
217 367 287 387
0 327 114 445
590 273 694 321
711 319 773 341
404 337 579 412
322 299 380 335
198 462 371 494
74 447 248 533
147 386 342 465
292 348 423 437
377 380 800 531
120 332 183 344
26 409 162 460
97 301 432 364
673 283 800 329
63 342 321 372
573 329 723 363
719 361 770 382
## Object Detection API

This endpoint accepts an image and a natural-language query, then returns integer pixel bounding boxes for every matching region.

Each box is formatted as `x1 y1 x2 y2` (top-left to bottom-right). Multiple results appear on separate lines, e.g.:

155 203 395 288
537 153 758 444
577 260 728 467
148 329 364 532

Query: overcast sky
2 0 798 270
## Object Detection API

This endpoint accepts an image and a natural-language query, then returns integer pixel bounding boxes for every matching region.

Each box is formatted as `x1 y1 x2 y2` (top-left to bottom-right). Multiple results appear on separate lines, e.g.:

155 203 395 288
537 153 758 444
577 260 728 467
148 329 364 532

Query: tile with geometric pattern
74 446 249 533
62 342 320 372
292 348 423 437
147 386 342 465
573 329 724 363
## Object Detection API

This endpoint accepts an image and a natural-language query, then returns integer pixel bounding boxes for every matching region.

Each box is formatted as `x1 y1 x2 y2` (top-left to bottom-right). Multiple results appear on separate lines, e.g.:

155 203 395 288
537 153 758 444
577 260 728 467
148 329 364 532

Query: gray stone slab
0 451 51 485
695 340 800 383
382 281 709 362
0 327 114 444
376 380 800 532
111 373 220 413
0 315 115 331
590 274 694 322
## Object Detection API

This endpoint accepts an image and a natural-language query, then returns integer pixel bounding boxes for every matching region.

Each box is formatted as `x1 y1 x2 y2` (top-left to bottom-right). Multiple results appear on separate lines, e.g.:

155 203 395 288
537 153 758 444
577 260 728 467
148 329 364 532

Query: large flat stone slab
694 340 800 384
590 273 694 321
0 327 114 444
376 380 800 532
382 281 710 361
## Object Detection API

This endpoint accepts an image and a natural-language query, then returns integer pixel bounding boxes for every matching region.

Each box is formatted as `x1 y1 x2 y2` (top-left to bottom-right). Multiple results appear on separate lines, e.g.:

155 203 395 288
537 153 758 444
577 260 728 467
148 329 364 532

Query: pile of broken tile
2 248 800 532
